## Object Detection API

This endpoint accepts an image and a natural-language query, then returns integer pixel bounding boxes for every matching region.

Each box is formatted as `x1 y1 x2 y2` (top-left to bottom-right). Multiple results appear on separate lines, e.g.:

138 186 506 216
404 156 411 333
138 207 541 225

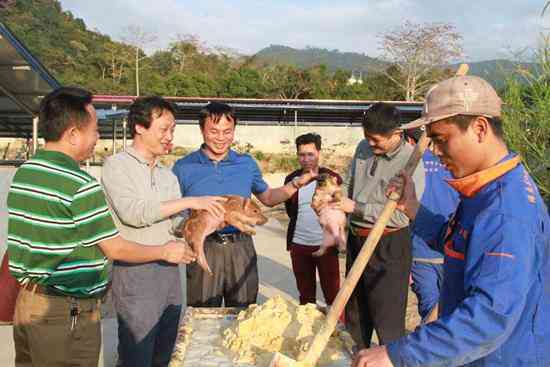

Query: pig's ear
245 197 262 211
243 198 251 210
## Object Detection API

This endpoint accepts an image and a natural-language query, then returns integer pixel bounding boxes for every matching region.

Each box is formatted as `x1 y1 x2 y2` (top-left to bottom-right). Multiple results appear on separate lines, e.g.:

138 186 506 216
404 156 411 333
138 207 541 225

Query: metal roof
0 22 60 138
93 96 423 138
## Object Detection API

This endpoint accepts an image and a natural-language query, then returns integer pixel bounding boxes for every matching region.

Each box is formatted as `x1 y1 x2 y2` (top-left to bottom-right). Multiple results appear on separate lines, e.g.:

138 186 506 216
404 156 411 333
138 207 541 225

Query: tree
121 25 157 96
170 34 203 72
261 65 313 99
378 21 463 101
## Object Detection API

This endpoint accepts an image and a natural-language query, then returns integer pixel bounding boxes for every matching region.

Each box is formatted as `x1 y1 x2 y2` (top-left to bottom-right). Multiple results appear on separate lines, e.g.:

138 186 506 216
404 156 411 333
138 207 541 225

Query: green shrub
502 40 550 200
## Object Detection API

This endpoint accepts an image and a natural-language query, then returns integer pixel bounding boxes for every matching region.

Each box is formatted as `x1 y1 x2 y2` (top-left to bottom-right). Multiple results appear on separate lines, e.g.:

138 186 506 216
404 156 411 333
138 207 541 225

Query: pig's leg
189 214 221 276
337 225 347 253
312 229 334 257
194 230 214 276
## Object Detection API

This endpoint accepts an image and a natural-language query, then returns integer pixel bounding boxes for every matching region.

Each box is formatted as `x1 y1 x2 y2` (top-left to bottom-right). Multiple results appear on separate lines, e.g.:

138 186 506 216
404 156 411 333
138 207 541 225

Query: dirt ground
267 206 422 333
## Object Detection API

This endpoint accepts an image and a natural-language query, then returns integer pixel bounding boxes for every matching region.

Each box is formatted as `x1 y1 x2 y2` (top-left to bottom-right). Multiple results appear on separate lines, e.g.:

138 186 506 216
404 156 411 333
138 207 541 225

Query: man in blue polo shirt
172 102 314 307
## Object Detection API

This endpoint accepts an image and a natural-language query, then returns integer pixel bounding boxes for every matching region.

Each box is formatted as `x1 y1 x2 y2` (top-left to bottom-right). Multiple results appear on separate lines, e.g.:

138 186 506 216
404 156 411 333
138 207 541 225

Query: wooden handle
299 132 430 366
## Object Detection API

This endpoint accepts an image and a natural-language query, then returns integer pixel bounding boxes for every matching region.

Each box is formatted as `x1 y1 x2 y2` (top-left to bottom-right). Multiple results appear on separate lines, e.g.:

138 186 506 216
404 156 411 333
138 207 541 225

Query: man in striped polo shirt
7 87 196 367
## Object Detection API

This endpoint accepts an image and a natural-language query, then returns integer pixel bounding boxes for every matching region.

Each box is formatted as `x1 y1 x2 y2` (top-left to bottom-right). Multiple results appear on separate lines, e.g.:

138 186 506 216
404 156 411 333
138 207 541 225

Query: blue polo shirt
172 147 269 232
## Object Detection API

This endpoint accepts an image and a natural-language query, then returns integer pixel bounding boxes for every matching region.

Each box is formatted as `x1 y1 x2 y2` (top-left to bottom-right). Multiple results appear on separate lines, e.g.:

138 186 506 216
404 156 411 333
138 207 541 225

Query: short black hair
39 86 93 142
295 133 322 151
449 115 504 139
199 102 237 129
362 102 401 135
128 96 176 138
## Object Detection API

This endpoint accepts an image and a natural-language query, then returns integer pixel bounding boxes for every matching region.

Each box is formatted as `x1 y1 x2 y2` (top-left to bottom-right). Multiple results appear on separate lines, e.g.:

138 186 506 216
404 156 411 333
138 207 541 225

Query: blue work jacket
388 153 550 366
412 150 460 260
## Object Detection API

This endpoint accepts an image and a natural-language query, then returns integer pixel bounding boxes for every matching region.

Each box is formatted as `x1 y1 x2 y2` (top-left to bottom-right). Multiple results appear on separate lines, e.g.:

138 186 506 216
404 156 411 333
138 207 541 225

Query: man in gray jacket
101 97 226 367
337 102 425 348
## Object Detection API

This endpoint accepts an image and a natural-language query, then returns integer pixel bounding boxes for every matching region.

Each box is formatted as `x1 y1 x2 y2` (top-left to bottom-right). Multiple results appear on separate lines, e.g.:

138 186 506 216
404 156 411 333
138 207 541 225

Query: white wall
172 124 364 155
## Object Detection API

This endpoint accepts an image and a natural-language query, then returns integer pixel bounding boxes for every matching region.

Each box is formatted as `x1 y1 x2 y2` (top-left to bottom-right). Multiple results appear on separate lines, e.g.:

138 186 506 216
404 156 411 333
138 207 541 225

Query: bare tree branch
377 21 463 100
121 25 157 96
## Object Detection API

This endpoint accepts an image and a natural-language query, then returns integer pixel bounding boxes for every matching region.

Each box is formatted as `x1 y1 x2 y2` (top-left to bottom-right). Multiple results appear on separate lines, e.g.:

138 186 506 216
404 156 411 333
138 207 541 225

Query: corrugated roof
0 22 60 138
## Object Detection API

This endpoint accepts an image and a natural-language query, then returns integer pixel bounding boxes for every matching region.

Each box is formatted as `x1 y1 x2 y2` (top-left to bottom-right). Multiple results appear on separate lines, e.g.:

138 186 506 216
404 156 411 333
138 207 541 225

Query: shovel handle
299 132 430 366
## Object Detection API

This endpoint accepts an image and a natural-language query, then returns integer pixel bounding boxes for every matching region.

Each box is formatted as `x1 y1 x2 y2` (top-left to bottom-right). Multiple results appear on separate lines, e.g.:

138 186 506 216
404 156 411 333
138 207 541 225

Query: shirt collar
125 146 163 168
446 154 520 198
198 144 237 164
34 149 80 170
382 138 405 159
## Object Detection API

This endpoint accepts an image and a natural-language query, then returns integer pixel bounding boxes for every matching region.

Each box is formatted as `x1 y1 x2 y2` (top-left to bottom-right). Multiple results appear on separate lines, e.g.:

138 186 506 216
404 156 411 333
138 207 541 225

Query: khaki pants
13 286 101 367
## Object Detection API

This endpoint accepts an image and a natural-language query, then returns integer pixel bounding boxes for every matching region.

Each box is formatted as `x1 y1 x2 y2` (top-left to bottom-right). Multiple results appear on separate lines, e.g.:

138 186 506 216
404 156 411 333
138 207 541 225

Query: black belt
206 232 248 245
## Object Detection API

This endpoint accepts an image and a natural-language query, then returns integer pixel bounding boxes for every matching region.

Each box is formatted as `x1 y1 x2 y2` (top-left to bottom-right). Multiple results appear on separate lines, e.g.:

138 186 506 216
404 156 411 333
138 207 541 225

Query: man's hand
352 346 394 367
386 171 420 220
327 197 355 214
187 196 227 217
162 240 197 264
294 170 318 189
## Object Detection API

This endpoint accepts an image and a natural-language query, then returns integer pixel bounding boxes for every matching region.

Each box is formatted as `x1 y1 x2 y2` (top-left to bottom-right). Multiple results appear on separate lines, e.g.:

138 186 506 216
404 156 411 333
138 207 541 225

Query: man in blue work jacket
172 102 314 307
352 75 550 366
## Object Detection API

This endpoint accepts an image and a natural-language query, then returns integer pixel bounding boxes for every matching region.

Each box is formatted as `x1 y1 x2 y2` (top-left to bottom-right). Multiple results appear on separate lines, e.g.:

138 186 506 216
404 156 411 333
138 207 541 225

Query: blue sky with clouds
59 0 549 62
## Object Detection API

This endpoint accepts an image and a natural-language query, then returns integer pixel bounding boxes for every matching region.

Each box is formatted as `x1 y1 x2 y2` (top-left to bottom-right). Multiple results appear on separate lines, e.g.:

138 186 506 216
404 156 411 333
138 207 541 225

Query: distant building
347 71 363 86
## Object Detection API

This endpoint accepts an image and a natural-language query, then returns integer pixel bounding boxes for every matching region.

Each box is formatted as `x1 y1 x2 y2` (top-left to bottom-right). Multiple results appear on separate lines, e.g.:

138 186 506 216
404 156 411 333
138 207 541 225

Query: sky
59 0 550 62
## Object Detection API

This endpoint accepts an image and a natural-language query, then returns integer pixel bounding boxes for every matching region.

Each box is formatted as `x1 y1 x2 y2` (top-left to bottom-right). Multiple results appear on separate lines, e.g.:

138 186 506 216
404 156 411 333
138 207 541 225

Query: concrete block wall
172 124 364 155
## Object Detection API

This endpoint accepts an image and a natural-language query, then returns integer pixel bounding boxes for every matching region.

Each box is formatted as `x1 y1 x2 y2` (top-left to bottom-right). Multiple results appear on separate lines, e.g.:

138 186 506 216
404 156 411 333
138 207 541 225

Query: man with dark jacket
284 133 342 306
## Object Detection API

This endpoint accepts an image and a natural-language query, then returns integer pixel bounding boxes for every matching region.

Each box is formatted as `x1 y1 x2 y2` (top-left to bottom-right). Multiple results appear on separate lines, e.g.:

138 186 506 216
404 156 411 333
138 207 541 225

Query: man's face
201 115 235 157
427 118 483 178
74 104 99 161
363 129 402 155
297 143 320 172
135 109 176 157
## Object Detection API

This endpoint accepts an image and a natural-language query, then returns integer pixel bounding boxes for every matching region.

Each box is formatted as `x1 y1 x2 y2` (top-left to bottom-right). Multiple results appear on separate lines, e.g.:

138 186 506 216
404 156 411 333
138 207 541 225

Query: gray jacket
343 139 425 229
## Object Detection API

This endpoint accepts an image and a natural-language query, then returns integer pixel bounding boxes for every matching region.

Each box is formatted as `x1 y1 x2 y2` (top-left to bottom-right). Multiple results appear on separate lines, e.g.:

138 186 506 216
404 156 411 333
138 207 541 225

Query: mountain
451 60 538 89
254 45 536 88
253 45 385 73
0 1 536 97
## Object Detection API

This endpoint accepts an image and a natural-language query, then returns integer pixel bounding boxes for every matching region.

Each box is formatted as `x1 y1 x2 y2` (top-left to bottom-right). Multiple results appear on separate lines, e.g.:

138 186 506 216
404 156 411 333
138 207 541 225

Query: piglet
175 195 268 275
310 174 347 257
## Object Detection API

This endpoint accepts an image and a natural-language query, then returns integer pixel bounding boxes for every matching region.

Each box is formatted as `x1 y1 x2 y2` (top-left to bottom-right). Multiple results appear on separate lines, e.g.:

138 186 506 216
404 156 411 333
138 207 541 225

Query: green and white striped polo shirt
7 150 119 298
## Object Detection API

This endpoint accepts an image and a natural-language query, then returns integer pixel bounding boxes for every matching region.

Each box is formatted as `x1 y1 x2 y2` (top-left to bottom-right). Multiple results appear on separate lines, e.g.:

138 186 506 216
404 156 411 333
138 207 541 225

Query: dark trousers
112 262 182 367
345 227 412 348
290 243 340 305
187 235 258 307
117 304 181 367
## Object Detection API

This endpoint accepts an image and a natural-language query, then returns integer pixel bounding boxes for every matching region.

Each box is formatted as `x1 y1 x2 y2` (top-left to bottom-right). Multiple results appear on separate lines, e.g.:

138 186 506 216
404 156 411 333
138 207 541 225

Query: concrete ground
0 217 348 366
